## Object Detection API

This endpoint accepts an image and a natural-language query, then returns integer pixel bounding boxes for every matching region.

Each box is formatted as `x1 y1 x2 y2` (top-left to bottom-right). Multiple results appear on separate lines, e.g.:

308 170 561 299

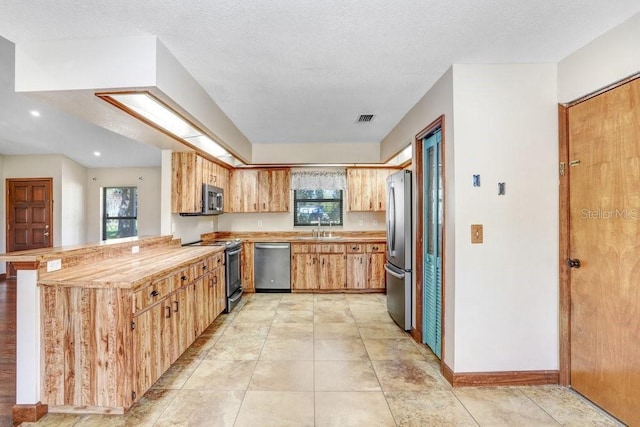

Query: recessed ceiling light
30 110 41 117
93 151 101 157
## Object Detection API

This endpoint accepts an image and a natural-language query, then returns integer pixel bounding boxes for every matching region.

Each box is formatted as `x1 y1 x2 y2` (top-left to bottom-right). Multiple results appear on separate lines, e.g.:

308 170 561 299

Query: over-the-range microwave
202 184 224 215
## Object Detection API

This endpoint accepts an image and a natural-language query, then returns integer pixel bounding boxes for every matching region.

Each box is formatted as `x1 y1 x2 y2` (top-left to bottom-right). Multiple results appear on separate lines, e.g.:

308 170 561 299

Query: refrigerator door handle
387 183 396 256
384 264 405 279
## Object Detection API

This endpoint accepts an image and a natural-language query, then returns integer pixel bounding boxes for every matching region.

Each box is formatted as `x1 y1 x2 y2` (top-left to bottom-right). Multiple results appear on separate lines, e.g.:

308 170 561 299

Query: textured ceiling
0 1 639 166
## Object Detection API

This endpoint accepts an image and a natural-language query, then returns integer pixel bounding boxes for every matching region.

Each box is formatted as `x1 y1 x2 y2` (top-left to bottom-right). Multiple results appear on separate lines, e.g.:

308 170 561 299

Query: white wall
452 64 559 372
85 167 161 241
380 68 456 367
61 157 87 245
558 12 640 103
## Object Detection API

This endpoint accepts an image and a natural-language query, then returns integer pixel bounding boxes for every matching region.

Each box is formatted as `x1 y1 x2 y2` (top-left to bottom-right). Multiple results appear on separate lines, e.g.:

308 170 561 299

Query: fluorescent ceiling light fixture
96 91 243 167
30 110 41 117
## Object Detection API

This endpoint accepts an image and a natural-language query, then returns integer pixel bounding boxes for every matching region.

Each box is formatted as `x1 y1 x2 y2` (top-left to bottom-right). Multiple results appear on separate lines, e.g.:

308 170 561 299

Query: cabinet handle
202 265 207 270
150 290 159 297
372 246 378 250
181 275 187 281
174 301 179 312
360 258 363 265
352 246 358 250
213 276 218 284
165 306 171 319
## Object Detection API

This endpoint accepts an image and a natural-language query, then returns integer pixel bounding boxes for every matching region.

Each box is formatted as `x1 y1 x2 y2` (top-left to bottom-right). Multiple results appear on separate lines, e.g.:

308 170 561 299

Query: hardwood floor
0 279 16 427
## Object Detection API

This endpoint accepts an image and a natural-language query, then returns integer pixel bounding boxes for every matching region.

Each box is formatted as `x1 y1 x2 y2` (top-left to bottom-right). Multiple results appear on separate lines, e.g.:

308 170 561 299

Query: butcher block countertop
37 245 223 290
202 231 386 243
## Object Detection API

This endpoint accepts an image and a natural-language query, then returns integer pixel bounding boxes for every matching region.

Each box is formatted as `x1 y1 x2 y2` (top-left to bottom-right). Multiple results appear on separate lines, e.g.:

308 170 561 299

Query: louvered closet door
423 130 442 359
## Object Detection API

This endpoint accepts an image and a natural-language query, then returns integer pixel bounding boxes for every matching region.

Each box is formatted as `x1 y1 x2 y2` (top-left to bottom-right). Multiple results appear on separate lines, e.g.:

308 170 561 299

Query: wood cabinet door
319 254 346 290
214 264 226 316
171 152 203 213
257 170 272 211
367 252 386 290
268 169 291 212
193 277 209 337
292 253 318 290
375 169 395 211
133 302 170 398
347 168 363 211
229 169 259 212
242 242 255 292
346 254 367 289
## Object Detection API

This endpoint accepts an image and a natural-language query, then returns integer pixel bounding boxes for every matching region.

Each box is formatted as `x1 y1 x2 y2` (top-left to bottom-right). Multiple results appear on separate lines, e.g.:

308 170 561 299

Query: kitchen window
103 187 138 240
294 189 343 227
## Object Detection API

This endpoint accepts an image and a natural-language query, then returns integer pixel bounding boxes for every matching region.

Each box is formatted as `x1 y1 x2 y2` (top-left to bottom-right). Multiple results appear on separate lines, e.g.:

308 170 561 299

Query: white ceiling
0 1 639 167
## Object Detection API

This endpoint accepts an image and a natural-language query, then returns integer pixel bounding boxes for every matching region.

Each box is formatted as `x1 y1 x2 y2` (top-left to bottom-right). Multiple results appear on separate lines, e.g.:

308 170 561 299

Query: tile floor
23 293 622 426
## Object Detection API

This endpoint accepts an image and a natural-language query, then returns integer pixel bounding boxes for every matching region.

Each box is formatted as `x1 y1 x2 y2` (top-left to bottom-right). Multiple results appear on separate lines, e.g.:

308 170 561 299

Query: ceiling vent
357 114 375 123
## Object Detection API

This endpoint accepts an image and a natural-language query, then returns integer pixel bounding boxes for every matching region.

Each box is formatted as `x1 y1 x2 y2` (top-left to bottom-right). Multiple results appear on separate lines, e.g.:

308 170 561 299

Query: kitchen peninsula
1 236 225 416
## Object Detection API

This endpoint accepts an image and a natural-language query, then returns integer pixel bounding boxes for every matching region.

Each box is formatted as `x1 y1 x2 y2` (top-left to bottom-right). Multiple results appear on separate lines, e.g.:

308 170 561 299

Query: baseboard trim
13 402 48 423
441 363 559 387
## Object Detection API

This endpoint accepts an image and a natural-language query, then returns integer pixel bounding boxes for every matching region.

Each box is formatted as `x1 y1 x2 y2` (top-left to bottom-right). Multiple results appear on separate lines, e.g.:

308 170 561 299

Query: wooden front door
567 79 640 425
6 179 53 273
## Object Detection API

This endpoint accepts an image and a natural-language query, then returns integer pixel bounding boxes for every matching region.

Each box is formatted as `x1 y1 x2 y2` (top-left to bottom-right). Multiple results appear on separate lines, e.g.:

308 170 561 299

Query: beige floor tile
315 360 381 391
152 357 203 389
233 309 277 323
220 321 271 339
372 359 445 391
182 359 256 390
358 322 410 339
249 360 314 391
277 299 315 311
179 335 219 360
521 385 623 426
235 391 314 427
454 386 560 426
154 390 244 427
21 413 82 427
273 309 314 323
363 338 426 361
260 337 314 360
205 335 266 360
315 391 396 427
314 294 347 302
267 322 314 339
314 310 355 324
314 338 369 361
314 301 351 312
385 390 478 426
280 293 314 302
198 320 228 338
314 322 361 339
351 308 396 324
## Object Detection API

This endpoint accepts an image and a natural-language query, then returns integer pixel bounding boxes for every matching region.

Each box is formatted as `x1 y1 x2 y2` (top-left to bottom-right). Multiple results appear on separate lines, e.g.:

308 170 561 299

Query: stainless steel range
185 239 243 312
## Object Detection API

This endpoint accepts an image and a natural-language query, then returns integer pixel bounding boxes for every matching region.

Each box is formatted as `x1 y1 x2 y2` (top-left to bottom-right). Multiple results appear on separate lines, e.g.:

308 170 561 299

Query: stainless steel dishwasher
254 242 291 292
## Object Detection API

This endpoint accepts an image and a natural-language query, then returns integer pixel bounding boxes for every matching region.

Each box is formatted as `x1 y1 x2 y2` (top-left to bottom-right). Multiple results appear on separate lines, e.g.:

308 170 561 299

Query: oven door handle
226 248 242 257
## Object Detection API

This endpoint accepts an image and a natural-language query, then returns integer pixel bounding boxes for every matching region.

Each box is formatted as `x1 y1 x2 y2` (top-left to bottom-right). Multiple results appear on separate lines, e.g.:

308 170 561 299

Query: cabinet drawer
366 243 386 253
315 244 346 254
292 244 314 254
172 268 191 291
207 252 224 271
190 260 208 280
134 278 170 313
346 244 364 253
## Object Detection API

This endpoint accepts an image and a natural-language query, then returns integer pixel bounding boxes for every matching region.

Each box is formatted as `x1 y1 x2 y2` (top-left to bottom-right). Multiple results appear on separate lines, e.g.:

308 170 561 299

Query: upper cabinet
346 168 397 212
228 168 291 213
171 152 230 214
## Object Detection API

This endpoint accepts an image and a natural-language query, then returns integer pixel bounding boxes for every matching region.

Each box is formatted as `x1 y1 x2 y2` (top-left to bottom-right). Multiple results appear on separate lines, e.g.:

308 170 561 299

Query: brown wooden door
6 178 53 275
567 78 640 426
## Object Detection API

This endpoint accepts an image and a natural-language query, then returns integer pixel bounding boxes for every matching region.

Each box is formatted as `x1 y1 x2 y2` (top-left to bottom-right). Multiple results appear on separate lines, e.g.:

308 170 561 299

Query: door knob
566 258 581 269
44 232 50 236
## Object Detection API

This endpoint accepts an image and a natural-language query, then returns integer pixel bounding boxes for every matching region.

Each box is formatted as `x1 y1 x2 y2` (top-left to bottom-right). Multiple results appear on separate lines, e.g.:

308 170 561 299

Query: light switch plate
131 245 140 253
471 224 483 244
47 259 62 272
257 220 263 227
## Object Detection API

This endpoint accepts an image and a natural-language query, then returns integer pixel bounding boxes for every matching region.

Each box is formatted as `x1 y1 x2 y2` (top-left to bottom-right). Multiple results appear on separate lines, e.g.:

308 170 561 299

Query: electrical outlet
47 259 62 272
373 219 378 226
359 219 364 226
131 245 140 254
471 224 483 244
257 220 263 227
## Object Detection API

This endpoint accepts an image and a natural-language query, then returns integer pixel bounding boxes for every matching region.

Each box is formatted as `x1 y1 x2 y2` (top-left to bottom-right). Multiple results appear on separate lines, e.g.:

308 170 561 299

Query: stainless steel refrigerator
385 169 412 331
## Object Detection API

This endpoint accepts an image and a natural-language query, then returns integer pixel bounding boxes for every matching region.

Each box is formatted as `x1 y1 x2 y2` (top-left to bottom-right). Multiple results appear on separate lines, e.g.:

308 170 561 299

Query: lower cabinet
41 251 226 412
291 242 385 292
